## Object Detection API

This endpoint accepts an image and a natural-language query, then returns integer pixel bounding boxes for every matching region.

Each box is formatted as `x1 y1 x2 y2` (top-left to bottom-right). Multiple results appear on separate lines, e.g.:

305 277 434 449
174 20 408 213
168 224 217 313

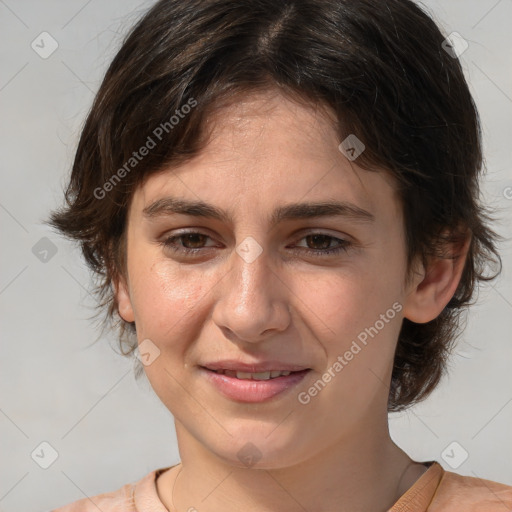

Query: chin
209 430 312 471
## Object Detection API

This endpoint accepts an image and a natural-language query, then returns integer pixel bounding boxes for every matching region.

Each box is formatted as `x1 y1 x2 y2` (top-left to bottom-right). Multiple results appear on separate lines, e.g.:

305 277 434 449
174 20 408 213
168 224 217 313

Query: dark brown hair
48 0 502 411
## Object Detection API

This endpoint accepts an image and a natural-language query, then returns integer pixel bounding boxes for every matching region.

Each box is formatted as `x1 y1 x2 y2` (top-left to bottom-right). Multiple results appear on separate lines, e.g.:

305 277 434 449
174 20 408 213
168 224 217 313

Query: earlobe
114 275 135 323
402 233 471 324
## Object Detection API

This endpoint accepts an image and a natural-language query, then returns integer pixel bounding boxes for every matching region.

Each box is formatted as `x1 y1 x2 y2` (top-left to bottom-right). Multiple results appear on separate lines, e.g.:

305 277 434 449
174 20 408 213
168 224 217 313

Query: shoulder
429 469 512 511
50 468 162 512
51 483 135 512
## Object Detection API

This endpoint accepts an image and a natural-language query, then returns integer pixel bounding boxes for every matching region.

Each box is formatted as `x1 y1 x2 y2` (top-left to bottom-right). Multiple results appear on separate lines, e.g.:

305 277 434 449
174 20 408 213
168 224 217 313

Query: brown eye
292 233 351 257
162 231 215 255
178 233 208 249
304 234 335 250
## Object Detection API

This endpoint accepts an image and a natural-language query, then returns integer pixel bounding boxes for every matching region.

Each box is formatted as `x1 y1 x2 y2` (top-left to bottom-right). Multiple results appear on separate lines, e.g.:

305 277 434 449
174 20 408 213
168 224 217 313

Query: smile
210 369 293 379
200 367 312 403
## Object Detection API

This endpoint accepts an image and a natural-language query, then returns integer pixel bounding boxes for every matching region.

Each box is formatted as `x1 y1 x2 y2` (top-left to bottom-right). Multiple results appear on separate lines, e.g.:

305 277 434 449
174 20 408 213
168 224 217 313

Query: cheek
302 266 404 396
301 268 400 343
306 277 403 409
128 256 209 337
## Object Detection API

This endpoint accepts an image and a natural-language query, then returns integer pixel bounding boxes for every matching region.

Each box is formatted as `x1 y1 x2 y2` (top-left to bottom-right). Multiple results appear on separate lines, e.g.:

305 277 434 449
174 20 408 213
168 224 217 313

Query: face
116 91 416 468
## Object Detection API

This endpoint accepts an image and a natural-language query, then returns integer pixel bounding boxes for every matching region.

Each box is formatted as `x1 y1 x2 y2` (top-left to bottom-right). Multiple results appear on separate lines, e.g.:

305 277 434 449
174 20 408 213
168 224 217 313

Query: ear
402 231 471 324
113 273 135 323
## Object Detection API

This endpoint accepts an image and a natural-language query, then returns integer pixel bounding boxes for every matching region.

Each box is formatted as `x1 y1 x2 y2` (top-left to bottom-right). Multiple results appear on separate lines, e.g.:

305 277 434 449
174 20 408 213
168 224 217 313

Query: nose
211 238 292 344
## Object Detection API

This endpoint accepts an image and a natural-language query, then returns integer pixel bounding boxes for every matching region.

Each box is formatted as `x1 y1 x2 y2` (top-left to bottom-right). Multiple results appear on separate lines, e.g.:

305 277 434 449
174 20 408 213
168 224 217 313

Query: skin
115 90 470 512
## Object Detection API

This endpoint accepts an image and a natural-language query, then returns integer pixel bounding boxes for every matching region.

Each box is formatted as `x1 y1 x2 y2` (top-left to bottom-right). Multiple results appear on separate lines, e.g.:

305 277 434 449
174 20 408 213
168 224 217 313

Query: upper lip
201 360 310 373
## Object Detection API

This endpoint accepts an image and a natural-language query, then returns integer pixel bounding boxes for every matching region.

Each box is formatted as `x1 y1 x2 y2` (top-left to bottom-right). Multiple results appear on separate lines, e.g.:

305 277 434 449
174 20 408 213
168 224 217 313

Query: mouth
199 366 312 403
201 367 310 380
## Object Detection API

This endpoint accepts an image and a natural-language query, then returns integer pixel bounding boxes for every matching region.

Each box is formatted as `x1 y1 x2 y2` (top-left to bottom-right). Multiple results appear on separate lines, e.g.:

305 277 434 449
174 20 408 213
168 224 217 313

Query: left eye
162 232 215 253
293 233 351 256
161 231 352 257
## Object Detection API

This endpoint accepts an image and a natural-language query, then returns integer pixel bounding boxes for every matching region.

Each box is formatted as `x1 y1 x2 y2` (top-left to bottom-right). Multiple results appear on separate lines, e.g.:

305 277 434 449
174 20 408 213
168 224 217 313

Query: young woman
49 0 512 510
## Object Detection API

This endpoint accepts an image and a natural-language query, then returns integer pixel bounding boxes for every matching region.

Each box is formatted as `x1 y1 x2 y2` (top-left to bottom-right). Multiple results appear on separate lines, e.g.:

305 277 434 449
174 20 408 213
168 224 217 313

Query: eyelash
161 231 352 258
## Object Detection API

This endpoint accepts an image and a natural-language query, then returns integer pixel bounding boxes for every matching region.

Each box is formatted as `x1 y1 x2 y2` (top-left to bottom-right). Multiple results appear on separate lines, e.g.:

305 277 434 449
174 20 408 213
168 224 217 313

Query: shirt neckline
140 461 444 512
389 461 444 511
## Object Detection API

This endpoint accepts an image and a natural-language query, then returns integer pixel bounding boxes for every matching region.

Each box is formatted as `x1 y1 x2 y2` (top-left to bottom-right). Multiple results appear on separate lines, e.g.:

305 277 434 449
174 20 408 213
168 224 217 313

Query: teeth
215 369 293 380
238 371 259 379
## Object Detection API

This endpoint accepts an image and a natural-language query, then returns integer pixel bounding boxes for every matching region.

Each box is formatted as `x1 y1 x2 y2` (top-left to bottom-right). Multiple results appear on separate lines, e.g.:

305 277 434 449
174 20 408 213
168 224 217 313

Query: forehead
131 91 401 225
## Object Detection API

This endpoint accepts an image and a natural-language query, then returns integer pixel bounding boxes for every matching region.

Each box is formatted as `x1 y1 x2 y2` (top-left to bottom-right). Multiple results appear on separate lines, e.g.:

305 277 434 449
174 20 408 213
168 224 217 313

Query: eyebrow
142 197 375 227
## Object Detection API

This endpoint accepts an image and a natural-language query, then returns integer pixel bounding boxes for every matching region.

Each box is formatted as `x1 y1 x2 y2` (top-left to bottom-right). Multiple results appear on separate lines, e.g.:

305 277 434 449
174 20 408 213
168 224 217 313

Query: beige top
51 461 512 511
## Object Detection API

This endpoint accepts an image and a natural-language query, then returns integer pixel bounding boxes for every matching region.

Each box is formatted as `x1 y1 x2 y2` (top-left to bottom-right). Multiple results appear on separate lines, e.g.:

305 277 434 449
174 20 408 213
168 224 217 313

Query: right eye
161 231 216 255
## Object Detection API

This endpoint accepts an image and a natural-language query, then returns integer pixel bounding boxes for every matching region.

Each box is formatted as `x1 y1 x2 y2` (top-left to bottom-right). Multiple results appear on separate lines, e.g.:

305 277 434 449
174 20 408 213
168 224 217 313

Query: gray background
1 1 511 511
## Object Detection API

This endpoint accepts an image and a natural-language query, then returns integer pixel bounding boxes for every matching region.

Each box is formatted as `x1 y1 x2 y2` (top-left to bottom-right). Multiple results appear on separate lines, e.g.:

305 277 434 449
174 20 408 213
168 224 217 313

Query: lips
200 367 312 402
200 360 310 373
205 368 296 380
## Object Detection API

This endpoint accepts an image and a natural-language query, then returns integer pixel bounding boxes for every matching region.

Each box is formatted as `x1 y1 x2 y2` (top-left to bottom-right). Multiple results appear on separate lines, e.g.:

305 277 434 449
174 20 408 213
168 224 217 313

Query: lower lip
200 367 311 403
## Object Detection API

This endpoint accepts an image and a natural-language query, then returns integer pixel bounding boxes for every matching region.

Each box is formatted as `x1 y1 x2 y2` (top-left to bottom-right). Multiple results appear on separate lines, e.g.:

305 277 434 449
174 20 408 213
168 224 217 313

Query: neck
158 417 425 512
